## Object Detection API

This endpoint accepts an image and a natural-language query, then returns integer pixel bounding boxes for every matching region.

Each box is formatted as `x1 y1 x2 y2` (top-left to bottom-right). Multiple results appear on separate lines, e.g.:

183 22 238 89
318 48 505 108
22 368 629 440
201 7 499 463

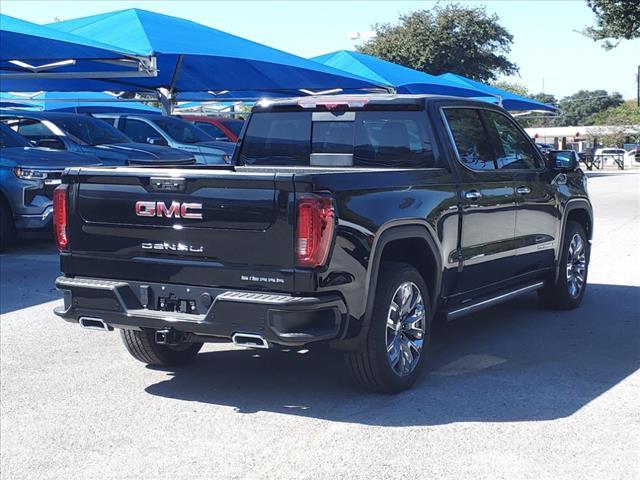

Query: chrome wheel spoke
399 340 414 375
385 281 427 377
565 233 587 298
387 337 401 368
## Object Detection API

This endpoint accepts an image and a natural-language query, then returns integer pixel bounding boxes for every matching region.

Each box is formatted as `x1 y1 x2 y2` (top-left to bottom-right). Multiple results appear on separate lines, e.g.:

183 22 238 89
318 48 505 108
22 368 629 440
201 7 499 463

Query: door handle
516 186 531 195
465 190 482 200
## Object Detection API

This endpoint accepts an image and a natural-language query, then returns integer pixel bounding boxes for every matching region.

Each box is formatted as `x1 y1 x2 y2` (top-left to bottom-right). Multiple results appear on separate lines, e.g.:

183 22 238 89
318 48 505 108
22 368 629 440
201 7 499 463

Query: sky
1 0 638 100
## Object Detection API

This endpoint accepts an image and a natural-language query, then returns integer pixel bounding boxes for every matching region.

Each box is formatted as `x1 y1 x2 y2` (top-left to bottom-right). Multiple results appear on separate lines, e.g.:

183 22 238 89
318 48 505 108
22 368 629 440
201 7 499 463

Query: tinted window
195 122 226 139
153 117 211 143
53 116 130 145
354 112 435 168
443 108 495 170
16 120 55 140
240 110 437 168
240 112 311 166
484 111 540 170
123 119 160 144
312 121 354 153
100 117 117 127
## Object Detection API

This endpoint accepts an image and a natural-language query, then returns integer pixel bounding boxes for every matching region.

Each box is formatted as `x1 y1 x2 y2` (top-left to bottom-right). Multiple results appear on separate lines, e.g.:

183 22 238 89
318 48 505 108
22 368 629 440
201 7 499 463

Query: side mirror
548 150 578 172
146 136 168 146
37 138 66 150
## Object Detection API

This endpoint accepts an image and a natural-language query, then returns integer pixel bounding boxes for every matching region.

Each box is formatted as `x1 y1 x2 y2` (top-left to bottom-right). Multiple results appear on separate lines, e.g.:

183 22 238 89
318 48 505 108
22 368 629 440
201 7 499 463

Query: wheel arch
363 222 443 326
555 199 593 281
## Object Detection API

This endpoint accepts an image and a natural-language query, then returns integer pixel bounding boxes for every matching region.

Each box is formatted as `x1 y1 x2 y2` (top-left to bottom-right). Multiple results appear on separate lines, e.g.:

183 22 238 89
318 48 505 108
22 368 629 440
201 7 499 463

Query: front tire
538 221 589 309
346 262 432 393
120 329 203 366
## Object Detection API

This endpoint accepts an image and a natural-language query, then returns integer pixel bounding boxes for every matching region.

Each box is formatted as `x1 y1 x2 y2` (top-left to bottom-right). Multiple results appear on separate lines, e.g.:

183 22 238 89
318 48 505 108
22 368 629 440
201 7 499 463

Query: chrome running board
446 282 545 321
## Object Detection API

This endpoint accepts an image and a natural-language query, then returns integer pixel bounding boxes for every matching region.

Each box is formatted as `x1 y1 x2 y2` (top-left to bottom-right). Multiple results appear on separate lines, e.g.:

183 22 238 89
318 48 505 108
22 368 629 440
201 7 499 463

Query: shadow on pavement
145 283 640 426
0 238 60 315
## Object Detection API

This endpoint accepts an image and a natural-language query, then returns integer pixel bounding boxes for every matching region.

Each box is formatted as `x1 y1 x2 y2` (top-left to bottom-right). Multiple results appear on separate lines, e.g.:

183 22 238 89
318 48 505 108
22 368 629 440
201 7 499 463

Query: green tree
583 0 640 49
531 93 559 108
358 3 518 82
587 100 640 125
516 93 561 128
557 90 624 125
490 81 530 97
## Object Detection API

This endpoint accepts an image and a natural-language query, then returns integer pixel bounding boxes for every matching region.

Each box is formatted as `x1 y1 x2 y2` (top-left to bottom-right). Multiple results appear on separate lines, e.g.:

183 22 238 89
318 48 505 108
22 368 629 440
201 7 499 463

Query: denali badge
142 242 204 253
135 201 203 219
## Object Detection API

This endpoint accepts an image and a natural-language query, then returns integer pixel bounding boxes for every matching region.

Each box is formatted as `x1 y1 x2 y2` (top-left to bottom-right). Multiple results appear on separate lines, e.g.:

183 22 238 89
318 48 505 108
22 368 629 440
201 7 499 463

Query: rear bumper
54 276 348 347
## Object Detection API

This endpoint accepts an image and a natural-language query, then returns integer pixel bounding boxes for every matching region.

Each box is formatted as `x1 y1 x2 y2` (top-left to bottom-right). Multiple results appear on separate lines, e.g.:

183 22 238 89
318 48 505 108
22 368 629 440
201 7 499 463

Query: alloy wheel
566 233 587 297
385 281 426 376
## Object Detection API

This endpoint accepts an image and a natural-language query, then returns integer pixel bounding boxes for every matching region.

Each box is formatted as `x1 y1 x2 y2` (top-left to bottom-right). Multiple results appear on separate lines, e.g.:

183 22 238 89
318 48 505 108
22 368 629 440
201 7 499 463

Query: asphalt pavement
1 173 638 480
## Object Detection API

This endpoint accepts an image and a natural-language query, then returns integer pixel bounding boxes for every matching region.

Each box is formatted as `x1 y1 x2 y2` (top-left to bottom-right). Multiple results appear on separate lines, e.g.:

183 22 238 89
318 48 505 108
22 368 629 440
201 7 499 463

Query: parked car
52 95 593 393
96 113 234 164
0 111 195 166
179 115 244 142
0 123 101 250
594 148 626 166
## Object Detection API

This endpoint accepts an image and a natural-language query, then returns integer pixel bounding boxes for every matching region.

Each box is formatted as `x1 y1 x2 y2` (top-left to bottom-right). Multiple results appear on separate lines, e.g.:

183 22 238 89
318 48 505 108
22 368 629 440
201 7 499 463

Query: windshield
53 116 131 145
239 110 438 168
153 116 212 143
0 123 29 148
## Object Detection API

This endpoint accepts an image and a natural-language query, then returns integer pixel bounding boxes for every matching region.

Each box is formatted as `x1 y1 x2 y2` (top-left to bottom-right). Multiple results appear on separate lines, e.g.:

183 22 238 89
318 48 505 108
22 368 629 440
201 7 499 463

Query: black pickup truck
53 95 592 392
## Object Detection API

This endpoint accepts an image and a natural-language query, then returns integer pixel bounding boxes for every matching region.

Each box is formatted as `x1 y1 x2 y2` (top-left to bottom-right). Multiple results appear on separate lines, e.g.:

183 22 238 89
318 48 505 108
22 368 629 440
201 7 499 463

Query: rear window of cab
238 110 439 168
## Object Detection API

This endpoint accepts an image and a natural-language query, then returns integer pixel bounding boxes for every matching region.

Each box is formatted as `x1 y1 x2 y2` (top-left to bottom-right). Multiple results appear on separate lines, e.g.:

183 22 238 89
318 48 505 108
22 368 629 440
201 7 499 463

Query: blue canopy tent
12 91 160 113
0 14 157 87
0 91 159 113
0 93 32 108
30 9 386 109
311 50 486 98
175 90 309 102
438 73 558 113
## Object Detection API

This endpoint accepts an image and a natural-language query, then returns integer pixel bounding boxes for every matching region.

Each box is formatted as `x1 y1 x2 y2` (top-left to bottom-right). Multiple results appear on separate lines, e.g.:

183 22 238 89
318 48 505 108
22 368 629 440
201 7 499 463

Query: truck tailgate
63 167 296 291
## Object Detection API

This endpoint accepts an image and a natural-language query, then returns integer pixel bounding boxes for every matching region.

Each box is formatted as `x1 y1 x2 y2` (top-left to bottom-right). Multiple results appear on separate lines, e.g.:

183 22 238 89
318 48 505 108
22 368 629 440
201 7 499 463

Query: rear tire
120 329 203 366
0 197 16 252
346 262 432 393
538 221 589 309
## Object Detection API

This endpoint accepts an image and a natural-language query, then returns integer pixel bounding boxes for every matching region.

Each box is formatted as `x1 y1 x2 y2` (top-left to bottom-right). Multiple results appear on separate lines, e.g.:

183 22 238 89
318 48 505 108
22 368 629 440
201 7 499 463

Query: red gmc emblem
135 201 203 219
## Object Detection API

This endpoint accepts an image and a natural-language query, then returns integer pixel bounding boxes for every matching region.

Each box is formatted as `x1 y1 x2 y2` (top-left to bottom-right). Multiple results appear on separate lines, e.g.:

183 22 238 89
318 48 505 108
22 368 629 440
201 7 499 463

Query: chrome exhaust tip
78 317 112 331
231 332 269 349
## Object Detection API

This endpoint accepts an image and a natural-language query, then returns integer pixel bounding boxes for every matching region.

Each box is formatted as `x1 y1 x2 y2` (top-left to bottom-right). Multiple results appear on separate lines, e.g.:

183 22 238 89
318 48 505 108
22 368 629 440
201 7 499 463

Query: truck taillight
53 184 68 250
295 195 335 268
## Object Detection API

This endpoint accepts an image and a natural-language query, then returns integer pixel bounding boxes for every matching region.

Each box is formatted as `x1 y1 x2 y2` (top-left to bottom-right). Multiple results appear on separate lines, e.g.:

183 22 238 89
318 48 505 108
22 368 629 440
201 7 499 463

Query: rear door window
443 108 496 170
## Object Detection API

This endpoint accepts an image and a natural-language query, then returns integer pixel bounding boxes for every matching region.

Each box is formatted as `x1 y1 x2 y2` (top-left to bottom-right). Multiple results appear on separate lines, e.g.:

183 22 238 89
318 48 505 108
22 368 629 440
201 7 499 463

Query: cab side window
443 108 495 170
483 110 540 170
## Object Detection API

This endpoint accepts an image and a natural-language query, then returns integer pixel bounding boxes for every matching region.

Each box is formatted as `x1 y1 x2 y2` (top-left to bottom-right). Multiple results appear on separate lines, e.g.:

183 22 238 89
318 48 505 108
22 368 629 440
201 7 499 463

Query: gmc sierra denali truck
53 95 592 392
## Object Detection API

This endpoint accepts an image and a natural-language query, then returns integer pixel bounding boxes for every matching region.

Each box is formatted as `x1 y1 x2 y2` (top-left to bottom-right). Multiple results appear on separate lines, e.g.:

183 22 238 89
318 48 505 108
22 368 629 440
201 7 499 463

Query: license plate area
157 295 197 314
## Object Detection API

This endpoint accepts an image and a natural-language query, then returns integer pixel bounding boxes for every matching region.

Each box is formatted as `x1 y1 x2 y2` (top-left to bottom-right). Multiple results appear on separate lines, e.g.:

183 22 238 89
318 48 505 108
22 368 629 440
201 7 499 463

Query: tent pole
156 90 172 115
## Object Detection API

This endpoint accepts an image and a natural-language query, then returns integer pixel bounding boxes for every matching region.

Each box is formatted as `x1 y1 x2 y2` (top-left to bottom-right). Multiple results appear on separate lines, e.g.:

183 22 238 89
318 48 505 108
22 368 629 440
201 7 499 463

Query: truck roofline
251 93 499 112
